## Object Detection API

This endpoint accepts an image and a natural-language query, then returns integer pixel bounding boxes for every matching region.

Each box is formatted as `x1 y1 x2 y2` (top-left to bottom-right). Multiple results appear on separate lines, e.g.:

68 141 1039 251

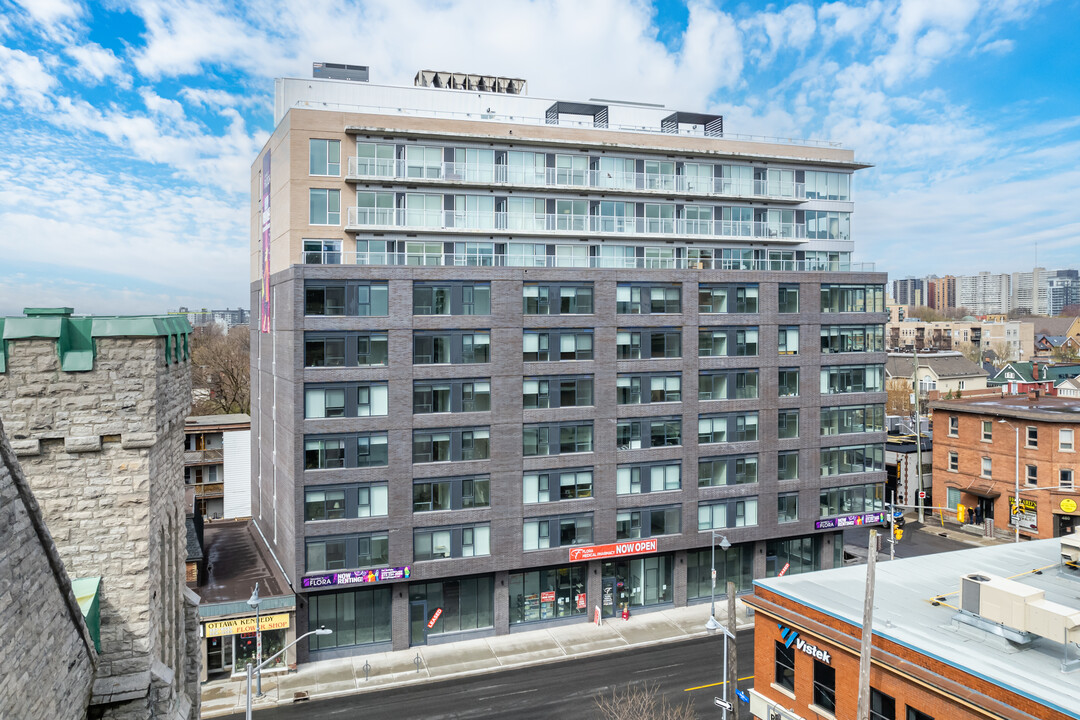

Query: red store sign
568 538 658 563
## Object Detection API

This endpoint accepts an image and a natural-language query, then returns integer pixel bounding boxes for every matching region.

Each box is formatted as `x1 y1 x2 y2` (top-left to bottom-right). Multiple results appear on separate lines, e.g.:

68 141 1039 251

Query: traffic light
893 526 904 542
956 505 966 524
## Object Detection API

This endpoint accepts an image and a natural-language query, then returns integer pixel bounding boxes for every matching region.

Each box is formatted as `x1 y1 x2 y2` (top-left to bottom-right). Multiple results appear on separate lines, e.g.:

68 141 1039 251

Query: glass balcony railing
346 157 812 201
345 207 820 241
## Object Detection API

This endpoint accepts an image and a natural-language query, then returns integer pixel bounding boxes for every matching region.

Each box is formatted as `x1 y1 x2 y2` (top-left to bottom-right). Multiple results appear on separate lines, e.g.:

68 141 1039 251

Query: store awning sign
814 512 885 530
568 538 658 562
1008 497 1037 532
302 565 411 590
205 613 290 638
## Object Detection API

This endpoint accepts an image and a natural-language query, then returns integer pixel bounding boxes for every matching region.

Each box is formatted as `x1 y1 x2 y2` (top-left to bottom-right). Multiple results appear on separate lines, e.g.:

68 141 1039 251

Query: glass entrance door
206 635 233 675
409 601 428 646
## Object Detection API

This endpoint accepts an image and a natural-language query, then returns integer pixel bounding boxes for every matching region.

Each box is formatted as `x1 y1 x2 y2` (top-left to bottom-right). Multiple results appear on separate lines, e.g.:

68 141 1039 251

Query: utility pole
856 529 878 720
726 581 739 720
912 346 925 523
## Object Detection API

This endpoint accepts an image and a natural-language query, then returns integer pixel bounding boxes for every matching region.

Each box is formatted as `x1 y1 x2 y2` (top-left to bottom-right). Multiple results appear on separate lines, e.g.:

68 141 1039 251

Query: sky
0 0 1078 316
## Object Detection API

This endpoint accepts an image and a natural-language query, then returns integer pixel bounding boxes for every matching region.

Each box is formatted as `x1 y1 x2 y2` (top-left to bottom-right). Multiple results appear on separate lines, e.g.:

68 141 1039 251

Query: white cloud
65 42 130 86
0 45 57 109
741 3 817 64
12 0 82 26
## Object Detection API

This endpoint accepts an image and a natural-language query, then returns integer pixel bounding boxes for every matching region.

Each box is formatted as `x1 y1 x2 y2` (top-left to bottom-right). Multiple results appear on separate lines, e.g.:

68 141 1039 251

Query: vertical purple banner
259 150 272 333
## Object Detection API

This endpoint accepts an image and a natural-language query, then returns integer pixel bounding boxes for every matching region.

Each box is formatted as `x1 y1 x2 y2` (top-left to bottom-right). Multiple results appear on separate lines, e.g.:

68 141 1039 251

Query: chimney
1028 388 1041 402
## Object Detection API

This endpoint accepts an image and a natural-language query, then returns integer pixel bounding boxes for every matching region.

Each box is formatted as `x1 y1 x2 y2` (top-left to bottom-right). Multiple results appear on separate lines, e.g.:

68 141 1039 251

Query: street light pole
245 627 332 720
998 419 1021 543
709 531 731 623
247 582 262 696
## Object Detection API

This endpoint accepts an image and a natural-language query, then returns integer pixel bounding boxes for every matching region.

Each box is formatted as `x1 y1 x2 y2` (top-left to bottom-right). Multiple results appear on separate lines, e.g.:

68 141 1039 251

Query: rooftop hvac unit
1063 535 1080 564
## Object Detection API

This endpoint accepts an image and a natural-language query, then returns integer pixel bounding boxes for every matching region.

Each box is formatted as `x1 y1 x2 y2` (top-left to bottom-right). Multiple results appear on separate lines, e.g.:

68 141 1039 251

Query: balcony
345 207 812 242
346 158 811 202
193 482 225 498
184 448 224 465
303 248 874 273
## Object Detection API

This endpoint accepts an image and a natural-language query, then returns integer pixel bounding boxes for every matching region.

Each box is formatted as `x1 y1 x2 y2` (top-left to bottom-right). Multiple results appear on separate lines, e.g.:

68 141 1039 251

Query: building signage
427 608 443 629
814 512 886 531
540 591 556 603
1008 497 1038 532
1061 498 1078 513
568 539 658 562
576 593 587 609
301 565 411 590
205 613 290 638
779 623 831 665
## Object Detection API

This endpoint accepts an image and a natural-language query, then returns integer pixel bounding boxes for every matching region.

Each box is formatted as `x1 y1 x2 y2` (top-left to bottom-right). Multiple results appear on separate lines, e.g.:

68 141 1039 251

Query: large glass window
413 428 490 463
778 493 799 523
699 327 758 357
821 404 885 435
405 145 442 178
821 284 885 313
616 462 681 495
601 554 673 614
616 328 682 359
698 284 758 313
413 282 491 315
309 139 341 176
523 515 593 549
305 383 388 418
617 284 681 314
820 445 885 477
870 689 895 720
523 469 593 503
355 142 395 177
766 535 822 576
509 566 588 625
413 379 491 414
410 576 495 635
523 330 593 361
775 641 796 692
821 365 884 394
308 587 392 651
699 370 758 401
813 660 836 713
523 283 594 315
819 482 885 516
820 325 885 353
304 282 388 317
523 422 593 456
414 331 490 364
686 545 752 599
699 455 758 487
413 475 490 512
309 188 341 225
414 524 490 560
699 413 758 444
616 507 681 539
699 497 758 530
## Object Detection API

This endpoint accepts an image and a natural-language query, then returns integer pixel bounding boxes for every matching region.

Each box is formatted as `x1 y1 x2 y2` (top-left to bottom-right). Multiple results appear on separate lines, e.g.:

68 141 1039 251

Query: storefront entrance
978 496 995 522
409 601 428 646
1056 514 1076 537
206 635 233 676
601 554 672 618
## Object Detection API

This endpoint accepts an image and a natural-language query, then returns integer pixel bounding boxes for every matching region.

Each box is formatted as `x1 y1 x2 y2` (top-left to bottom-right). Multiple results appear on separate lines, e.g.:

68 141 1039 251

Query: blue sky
1 0 1078 315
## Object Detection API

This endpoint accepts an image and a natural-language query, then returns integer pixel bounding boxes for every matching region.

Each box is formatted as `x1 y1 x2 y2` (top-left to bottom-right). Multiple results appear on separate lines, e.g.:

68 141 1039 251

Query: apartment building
957 272 1011 315
250 68 887 660
184 414 251 519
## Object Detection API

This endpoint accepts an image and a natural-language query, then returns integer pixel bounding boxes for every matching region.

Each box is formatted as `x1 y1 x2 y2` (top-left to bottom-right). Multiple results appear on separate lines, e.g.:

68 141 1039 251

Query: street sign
713 697 733 711
736 689 750 703
918 491 926 499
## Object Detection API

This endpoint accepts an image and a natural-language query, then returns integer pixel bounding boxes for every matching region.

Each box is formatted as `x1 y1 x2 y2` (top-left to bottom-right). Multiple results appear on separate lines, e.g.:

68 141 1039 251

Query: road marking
684 675 754 691
478 687 539 701
634 662 683 673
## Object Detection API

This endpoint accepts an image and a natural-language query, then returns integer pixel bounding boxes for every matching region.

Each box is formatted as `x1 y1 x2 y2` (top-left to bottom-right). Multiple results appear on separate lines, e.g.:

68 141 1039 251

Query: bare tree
594 682 697 720
955 341 983 366
190 324 250 415
987 339 1016 369
1052 344 1080 363
886 377 912 416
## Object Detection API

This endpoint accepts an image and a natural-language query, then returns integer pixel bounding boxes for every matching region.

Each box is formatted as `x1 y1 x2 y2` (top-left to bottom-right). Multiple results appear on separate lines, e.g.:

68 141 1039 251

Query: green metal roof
71 576 101 653
0 308 191 373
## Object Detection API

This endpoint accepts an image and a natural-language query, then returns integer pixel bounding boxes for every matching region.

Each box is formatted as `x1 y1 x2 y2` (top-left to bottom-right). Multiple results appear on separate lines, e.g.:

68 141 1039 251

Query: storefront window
509 566 587 625
765 535 822 577
409 575 495 635
686 545 753 600
601 554 673 617
234 628 287 670
308 587 392 650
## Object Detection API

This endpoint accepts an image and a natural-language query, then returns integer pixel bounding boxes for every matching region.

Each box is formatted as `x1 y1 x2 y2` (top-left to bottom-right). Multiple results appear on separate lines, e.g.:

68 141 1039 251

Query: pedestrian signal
893 527 904 541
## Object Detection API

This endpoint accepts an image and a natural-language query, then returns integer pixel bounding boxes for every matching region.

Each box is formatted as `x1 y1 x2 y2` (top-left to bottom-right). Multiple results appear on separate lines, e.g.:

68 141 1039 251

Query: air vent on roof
313 63 369 82
414 70 526 95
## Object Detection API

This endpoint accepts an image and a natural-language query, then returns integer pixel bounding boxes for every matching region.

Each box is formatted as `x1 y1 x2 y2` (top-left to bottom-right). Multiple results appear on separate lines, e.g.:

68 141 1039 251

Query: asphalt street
219 630 754 720
843 520 975 560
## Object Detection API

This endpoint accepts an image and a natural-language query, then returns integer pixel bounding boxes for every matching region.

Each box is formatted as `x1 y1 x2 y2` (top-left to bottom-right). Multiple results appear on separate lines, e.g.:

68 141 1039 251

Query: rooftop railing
301 249 875 273
345 159 836 202
344 208 828 242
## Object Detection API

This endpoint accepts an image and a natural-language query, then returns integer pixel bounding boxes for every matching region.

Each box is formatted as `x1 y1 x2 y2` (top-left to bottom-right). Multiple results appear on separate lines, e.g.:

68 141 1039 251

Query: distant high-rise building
1047 270 1080 316
926 275 956 311
1010 268 1048 316
892 276 923 306
957 272 1010 315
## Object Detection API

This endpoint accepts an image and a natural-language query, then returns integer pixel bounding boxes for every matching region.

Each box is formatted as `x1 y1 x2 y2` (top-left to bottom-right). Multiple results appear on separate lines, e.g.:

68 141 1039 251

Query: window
523 376 593 409
821 284 885 313
523 283 594 315
946 487 961 511
355 141 395 176
309 139 341 176
699 498 758 530
356 485 389 517
305 489 346 521
699 455 758 487
698 284 758 313
778 369 800 397
305 335 347 367
413 379 491 414
304 437 345 469
774 641 795 692
1026 425 1038 448
617 418 682 450
906 708 934 720
305 282 388 317
306 538 348 572
820 404 885 435
304 383 388 418
523 422 594 456
948 451 958 472
616 462 681 495
699 370 759 400
812 660 836 714
778 285 799 313
413 331 490 364
778 410 799 439
405 145 443 179
555 154 587 186
523 329 593 362
616 328 682 359
778 451 799 480
981 456 992 478
982 420 993 441
777 493 799 523
1061 469 1074 489
617 506 681 539
306 533 388 573
523 515 593 549
309 188 341 225
870 689 895 720
820 325 885 353
414 525 490 561
699 413 758 444
1061 429 1074 451
1026 464 1038 486
413 475 490 512
820 365 884 394
413 428 490 463
778 326 799 355
616 284 681 314
699 327 759 357
819 444 884 476
413 282 491 315
523 469 593 503
303 239 342 264
616 374 681 404
948 416 959 437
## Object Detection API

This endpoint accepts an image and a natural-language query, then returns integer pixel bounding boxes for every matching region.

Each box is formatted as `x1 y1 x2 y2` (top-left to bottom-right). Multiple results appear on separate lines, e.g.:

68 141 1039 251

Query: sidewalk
200 600 754 717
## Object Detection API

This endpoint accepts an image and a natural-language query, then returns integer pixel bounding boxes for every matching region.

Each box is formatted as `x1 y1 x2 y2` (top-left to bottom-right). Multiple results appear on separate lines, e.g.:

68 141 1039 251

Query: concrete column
493 570 510 635
391 582 410 651
672 549 687 607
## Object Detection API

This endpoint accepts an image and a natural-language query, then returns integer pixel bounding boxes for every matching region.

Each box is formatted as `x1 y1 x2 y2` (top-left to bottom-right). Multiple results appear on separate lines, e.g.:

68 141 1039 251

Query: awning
945 481 1000 499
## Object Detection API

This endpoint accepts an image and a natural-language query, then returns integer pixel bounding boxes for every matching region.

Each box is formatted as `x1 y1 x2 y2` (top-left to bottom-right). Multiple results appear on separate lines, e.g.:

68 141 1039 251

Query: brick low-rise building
745 538 1080 720
931 396 1080 539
